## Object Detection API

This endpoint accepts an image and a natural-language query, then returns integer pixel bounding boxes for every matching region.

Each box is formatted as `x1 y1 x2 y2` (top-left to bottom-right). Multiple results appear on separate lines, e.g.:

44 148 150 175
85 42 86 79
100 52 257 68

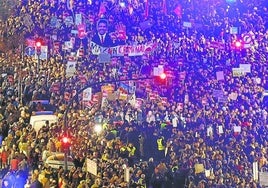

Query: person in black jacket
91 19 115 47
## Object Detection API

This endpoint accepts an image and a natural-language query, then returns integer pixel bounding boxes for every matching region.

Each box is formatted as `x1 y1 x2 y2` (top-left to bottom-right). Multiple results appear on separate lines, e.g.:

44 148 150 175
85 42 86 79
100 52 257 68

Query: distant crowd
0 0 268 188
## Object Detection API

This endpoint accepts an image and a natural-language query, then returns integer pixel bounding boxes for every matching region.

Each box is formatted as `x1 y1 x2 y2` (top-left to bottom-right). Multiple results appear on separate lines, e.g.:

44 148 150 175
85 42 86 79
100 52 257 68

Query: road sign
25 46 35 56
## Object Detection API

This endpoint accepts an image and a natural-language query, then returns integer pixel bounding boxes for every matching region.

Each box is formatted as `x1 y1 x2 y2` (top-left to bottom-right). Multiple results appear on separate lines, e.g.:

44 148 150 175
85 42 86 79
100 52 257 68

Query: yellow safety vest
157 138 165 150
127 146 136 156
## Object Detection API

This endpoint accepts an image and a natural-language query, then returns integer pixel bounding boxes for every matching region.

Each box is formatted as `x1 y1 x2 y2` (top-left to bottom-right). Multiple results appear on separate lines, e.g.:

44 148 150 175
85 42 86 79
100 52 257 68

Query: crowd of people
0 0 268 187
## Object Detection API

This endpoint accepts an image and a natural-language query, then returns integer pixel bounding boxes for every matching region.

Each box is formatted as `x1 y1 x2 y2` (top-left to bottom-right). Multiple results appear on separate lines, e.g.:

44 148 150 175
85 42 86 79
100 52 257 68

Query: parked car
45 152 75 170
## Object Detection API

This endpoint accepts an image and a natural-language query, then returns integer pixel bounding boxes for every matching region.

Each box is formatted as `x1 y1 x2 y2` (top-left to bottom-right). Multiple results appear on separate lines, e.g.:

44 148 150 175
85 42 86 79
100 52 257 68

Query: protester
0 0 267 187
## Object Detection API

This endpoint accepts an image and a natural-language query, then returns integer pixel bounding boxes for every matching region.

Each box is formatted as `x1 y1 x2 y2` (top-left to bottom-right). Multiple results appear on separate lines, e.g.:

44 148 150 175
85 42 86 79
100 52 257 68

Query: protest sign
99 53 111 63
89 41 157 56
239 64 251 73
216 71 224 80
232 68 244 77
83 88 92 101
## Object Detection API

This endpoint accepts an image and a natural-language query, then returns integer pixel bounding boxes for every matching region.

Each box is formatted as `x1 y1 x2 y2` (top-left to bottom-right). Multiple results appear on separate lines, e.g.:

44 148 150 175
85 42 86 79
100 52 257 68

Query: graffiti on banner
89 41 157 56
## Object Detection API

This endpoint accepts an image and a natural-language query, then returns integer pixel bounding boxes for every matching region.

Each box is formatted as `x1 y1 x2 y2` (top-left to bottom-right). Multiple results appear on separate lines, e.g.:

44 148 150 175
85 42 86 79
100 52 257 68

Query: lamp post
35 40 42 73
62 76 160 171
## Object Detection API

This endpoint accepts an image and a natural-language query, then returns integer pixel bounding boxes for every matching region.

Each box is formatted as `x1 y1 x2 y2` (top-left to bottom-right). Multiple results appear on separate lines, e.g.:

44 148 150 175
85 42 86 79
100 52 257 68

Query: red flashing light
36 41 42 47
159 73 167 80
62 136 70 144
235 41 242 48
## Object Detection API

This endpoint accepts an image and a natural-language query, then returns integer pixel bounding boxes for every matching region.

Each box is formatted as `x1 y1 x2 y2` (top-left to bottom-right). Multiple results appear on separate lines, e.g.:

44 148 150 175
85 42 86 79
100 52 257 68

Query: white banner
89 41 157 56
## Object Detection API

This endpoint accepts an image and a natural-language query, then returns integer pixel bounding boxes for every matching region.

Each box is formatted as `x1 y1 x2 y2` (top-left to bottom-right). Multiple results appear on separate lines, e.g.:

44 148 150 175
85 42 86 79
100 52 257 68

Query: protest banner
89 41 157 56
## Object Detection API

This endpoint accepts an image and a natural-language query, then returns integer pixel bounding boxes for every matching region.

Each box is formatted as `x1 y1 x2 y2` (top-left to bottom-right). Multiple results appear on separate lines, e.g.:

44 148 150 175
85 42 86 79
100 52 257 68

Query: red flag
116 23 127 40
92 94 99 103
174 4 182 18
145 0 149 18
162 0 167 15
53 41 60 55
64 92 71 101
72 90 77 97
77 24 86 39
98 2 106 17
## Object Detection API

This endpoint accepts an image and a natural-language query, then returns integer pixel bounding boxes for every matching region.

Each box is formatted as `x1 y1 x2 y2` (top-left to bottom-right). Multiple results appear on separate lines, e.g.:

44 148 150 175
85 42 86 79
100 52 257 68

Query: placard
239 64 251 73
259 172 268 186
234 126 241 133
230 27 238 34
99 53 111 64
83 88 92 101
195 164 205 174
216 71 224 80
232 68 244 77
86 158 97 176
218 125 223 134
183 22 192 28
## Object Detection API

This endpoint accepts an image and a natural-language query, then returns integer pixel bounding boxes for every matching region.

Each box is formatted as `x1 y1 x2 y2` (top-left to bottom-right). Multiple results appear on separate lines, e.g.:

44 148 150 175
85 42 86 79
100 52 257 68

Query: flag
98 2 107 17
83 100 94 108
145 0 149 18
135 98 143 109
72 90 77 97
53 41 60 55
174 4 182 18
149 91 158 100
64 92 71 101
162 0 167 15
77 24 86 39
116 23 127 40
92 93 100 103
118 89 128 100
78 75 87 85
119 82 131 93
129 93 136 107
50 83 60 92
161 97 168 105
77 47 84 58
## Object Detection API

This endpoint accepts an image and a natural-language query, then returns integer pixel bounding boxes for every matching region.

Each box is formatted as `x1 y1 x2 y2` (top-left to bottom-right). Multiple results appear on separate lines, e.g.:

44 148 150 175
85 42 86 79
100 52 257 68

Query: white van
29 113 58 134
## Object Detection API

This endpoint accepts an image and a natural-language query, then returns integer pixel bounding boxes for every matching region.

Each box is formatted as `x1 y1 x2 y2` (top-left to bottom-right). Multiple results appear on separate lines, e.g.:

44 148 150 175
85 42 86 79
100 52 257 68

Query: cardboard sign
230 27 238 34
83 88 92 101
183 22 192 28
239 64 251 73
229 92 238 100
232 68 244 77
218 125 223 134
216 71 224 81
234 126 241 133
195 164 205 174
99 53 111 64
87 158 97 176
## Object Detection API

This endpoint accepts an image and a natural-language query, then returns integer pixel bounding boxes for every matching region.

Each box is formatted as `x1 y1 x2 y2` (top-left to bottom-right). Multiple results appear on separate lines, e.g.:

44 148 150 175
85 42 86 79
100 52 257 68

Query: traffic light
232 40 243 50
35 39 42 55
61 135 71 150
